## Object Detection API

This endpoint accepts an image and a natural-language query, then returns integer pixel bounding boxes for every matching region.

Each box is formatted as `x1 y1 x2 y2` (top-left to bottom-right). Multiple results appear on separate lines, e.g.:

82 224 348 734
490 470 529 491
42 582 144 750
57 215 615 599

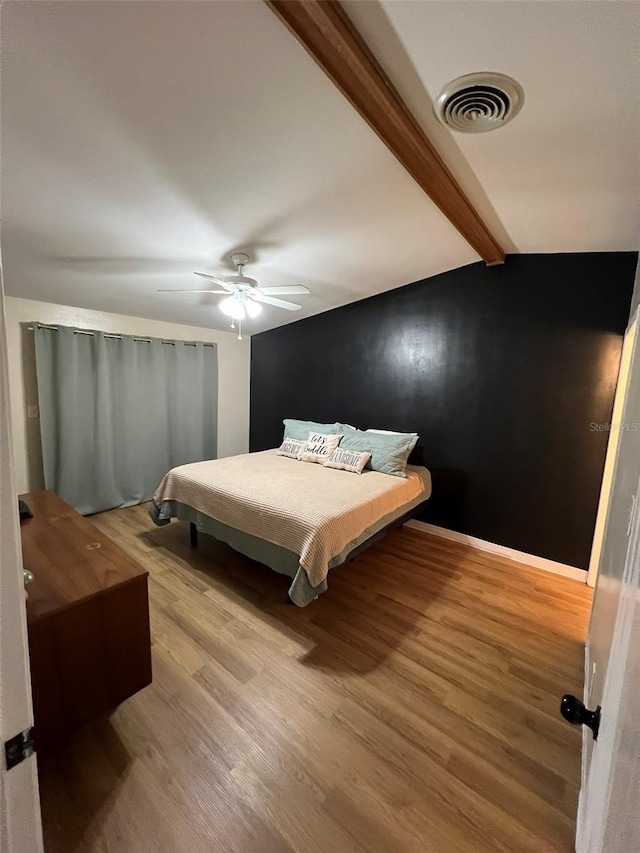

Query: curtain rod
27 324 216 347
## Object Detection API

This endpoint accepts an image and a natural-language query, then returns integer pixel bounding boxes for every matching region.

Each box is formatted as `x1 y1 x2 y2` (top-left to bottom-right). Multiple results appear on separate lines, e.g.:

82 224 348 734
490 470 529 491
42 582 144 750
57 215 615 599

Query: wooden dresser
20 491 152 748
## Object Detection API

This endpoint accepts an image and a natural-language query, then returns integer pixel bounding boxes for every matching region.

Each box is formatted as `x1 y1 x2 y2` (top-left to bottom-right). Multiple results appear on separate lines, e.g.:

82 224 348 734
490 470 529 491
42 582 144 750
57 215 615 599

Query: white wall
4 297 251 494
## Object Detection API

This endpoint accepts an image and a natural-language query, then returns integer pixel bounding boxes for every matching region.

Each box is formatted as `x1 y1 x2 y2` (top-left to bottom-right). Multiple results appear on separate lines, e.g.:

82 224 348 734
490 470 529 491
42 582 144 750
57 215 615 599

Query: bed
149 449 431 605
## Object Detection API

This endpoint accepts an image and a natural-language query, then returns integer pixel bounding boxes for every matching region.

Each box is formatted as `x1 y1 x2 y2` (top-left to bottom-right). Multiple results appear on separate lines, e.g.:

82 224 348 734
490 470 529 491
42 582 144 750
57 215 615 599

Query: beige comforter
153 450 431 588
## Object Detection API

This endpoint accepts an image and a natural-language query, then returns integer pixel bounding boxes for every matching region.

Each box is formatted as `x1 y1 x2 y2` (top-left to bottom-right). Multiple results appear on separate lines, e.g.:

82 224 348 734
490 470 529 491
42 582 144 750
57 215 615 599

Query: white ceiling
2 1 638 335
362 0 640 255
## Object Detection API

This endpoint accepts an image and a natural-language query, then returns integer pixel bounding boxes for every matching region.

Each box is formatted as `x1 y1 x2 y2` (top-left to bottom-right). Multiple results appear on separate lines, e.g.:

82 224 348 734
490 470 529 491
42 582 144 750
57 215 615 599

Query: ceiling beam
266 0 505 266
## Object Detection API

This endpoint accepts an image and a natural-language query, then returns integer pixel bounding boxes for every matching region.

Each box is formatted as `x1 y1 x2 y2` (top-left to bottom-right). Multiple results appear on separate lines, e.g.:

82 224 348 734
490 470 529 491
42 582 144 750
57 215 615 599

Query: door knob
560 694 601 740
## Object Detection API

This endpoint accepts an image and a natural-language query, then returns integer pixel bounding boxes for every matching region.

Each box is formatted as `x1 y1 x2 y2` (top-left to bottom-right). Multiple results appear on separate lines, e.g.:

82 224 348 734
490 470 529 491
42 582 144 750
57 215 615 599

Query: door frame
0 269 44 852
587 310 638 587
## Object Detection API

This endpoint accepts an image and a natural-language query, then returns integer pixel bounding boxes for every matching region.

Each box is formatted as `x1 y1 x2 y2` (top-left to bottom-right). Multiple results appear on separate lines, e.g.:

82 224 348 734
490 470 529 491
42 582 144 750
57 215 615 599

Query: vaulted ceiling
2 1 638 334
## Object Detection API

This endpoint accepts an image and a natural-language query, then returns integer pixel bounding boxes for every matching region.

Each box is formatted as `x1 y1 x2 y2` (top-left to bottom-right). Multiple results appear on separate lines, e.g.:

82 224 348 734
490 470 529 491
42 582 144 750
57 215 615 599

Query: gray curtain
33 324 218 515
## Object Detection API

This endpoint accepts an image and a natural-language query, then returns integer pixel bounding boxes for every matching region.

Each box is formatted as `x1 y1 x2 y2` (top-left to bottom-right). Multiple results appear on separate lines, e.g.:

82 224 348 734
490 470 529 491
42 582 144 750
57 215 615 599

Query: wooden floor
38 504 592 853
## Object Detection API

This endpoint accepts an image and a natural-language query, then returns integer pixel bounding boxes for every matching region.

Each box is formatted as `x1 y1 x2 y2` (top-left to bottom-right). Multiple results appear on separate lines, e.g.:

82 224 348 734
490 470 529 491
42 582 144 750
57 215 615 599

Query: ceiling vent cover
434 72 524 133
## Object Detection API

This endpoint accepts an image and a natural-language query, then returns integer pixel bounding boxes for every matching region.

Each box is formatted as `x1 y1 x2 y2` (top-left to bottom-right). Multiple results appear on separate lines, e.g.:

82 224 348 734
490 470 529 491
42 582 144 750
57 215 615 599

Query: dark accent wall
251 253 638 569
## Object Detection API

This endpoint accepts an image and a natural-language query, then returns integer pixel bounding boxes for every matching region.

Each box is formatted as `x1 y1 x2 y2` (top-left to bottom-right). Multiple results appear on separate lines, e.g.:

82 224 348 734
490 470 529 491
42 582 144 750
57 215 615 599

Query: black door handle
560 694 601 740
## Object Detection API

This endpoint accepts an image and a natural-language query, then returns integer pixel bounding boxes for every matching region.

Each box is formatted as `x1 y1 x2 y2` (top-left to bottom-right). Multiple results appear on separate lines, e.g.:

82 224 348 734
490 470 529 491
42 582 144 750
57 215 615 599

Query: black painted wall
250 253 638 569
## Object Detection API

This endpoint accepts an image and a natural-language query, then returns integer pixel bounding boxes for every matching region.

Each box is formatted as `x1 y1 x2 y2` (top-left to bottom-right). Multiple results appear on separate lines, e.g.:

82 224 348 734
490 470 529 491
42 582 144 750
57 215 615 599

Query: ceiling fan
157 252 310 338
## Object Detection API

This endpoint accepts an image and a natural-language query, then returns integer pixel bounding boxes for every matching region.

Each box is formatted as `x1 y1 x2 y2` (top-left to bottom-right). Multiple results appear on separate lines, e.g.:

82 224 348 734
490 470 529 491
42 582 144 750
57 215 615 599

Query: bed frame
188 499 429 601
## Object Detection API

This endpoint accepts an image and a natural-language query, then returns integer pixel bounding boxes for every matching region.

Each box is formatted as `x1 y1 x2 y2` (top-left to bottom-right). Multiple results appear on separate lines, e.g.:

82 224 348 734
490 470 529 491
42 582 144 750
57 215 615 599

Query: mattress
150 449 431 604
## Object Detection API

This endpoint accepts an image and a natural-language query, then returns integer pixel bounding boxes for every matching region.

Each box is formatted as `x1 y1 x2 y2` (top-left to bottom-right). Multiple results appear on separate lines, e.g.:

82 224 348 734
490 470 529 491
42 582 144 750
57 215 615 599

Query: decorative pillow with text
277 437 305 460
323 447 372 474
300 432 343 464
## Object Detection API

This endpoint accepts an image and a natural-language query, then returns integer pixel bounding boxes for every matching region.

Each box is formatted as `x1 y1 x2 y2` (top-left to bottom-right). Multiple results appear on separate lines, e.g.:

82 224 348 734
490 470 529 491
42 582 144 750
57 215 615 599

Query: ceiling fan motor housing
224 274 259 290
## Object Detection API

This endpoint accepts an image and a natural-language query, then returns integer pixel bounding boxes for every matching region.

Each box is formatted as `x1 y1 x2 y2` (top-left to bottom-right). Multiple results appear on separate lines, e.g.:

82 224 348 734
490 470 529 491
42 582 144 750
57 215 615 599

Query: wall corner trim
405 520 587 583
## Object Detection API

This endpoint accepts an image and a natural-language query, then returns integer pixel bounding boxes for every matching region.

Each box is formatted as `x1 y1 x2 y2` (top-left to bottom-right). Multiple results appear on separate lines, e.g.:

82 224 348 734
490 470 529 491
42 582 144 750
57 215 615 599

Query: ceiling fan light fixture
219 295 245 320
244 300 262 318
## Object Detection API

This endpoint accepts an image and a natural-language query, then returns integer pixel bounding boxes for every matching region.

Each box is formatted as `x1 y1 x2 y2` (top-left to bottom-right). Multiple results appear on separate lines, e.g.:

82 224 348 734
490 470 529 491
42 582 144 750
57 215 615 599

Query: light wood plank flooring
38 504 592 853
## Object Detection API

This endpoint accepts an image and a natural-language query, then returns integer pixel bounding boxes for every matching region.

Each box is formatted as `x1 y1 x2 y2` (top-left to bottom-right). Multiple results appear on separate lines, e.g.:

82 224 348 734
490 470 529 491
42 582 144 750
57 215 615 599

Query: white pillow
323 447 371 474
367 428 418 438
300 432 343 464
277 437 305 459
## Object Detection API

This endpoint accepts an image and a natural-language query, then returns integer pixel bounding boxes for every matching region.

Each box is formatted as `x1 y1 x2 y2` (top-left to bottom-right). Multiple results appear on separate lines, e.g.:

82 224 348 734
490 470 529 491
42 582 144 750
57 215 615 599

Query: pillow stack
277 418 419 477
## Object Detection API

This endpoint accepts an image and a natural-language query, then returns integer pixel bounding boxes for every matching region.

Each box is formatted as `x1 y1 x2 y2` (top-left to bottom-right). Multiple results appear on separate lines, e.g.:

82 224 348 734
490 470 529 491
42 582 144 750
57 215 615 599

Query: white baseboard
405 520 587 583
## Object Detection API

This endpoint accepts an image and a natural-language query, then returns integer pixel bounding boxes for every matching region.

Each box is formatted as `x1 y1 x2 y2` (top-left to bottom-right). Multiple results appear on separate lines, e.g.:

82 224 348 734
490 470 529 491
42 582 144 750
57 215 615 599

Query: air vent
434 73 524 133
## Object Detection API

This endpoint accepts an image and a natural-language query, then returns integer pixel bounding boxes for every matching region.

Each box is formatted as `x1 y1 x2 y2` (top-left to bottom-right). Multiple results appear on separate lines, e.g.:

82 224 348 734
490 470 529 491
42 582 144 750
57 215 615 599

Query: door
575 305 640 851
583 306 640 775
0 269 44 851
576 464 640 852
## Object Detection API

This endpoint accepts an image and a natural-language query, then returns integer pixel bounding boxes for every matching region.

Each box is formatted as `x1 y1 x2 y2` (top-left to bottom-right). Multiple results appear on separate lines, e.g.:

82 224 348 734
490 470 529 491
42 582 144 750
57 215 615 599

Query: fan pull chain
237 318 243 341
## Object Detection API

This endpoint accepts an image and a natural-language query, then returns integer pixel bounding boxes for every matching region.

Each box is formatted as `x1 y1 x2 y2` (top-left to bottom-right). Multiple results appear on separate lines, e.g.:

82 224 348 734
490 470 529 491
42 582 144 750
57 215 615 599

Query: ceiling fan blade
157 289 229 294
193 272 234 291
252 293 302 311
258 285 310 296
